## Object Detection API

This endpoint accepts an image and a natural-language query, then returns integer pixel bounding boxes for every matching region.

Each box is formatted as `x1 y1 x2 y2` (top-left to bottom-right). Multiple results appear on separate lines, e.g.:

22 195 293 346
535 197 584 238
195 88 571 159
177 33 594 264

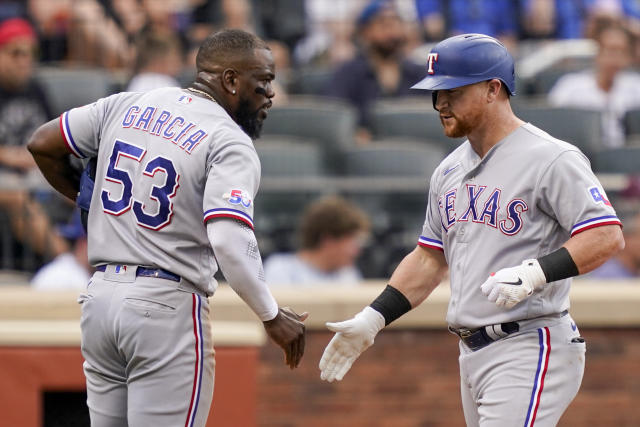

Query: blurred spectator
126 31 182 92
414 0 446 41
189 0 254 35
264 39 290 106
548 18 640 147
0 2 26 22
0 18 50 170
585 0 640 33
415 0 518 50
293 0 366 67
264 195 370 287
588 210 640 279
28 0 72 63
252 0 307 53
324 0 426 144
519 0 586 39
67 0 134 69
582 0 640 63
0 17 68 263
31 210 91 290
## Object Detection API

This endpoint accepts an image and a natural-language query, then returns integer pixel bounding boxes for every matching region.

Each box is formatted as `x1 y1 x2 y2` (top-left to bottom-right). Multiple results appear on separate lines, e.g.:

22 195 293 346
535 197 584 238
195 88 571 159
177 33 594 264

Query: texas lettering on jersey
437 184 528 236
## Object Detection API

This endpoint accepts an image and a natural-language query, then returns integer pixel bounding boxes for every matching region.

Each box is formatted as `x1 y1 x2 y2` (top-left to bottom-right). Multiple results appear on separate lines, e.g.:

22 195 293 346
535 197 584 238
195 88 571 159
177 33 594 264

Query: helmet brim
410 74 488 91
411 74 516 95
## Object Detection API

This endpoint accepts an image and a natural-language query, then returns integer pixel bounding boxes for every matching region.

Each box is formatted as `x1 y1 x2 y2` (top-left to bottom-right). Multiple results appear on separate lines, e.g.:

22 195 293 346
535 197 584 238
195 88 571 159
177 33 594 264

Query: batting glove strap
319 307 385 382
480 259 547 309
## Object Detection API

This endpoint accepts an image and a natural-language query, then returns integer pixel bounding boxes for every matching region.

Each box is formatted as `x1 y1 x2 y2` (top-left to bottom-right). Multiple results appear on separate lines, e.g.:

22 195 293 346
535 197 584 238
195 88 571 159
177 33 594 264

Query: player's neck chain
186 87 217 103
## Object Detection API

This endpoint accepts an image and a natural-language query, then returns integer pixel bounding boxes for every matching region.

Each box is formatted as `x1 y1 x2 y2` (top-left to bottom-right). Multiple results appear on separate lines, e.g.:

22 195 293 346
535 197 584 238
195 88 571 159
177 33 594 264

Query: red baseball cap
0 18 36 47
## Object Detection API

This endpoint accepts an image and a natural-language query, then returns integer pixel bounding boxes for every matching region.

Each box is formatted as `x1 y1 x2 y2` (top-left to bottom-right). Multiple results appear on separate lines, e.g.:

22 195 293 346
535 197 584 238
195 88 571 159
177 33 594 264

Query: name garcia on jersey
121 105 208 154
438 184 528 236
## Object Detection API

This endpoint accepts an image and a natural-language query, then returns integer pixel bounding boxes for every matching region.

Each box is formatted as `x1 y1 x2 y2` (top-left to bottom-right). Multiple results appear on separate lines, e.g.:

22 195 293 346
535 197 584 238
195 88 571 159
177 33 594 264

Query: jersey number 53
101 139 179 230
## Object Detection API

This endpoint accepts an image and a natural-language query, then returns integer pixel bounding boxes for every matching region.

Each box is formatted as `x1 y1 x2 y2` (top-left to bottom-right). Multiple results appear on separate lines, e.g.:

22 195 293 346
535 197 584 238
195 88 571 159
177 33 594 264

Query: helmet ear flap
432 91 439 111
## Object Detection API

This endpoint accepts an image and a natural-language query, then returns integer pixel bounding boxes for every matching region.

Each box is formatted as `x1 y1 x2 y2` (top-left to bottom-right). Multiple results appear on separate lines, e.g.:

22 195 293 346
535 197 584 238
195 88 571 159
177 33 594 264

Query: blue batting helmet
411 33 516 95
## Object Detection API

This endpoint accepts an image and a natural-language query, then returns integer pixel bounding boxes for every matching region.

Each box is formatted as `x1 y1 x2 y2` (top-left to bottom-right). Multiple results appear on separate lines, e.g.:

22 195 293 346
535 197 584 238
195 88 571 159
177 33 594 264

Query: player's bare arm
27 118 79 201
564 224 625 273
319 246 447 382
389 245 448 307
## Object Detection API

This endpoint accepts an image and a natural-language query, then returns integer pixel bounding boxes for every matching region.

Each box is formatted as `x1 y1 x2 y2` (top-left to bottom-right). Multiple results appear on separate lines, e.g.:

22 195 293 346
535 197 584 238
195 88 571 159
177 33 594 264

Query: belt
450 310 569 352
96 265 181 282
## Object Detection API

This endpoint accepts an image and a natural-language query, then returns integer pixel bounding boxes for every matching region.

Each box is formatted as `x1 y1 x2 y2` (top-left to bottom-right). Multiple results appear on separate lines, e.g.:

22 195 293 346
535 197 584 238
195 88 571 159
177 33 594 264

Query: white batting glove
480 259 547 309
319 306 385 382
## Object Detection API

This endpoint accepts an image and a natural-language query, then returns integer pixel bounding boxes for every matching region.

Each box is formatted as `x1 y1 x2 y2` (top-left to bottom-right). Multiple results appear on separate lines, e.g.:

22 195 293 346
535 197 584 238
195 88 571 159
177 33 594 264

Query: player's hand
319 306 385 382
263 307 308 369
480 259 547 308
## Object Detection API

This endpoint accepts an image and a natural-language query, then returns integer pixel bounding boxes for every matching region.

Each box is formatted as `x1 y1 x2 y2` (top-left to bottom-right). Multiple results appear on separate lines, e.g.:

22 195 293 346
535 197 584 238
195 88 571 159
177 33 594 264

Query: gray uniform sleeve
418 172 444 251
207 219 278 321
203 139 260 229
536 150 621 236
60 93 131 158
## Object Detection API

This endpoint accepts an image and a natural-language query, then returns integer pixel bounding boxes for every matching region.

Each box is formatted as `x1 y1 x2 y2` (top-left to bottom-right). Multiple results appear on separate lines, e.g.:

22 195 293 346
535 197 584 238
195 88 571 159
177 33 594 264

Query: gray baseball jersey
61 87 260 295
418 123 621 329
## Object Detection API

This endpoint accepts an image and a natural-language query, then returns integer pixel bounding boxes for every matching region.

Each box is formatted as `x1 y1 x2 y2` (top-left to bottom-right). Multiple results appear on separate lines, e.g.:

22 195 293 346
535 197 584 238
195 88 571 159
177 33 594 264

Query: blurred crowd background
1 0 640 288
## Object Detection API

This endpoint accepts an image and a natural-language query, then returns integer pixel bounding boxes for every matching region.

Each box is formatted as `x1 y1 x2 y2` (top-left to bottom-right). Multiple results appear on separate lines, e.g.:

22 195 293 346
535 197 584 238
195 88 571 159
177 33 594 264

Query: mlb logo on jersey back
223 189 252 208
589 186 611 206
115 265 127 274
177 95 193 104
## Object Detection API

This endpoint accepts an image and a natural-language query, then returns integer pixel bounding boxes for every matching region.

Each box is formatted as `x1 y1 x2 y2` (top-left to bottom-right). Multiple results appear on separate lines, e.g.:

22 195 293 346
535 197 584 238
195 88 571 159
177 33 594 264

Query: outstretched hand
319 307 385 382
263 307 308 369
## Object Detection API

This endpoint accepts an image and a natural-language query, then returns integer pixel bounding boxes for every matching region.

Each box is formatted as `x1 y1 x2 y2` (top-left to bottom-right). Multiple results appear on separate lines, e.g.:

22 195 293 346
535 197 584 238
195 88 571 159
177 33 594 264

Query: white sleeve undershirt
207 218 279 321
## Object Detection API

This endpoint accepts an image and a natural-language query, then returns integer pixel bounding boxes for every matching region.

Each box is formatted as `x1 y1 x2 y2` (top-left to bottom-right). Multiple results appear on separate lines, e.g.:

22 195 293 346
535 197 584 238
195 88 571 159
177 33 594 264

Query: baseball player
319 34 625 426
27 29 307 427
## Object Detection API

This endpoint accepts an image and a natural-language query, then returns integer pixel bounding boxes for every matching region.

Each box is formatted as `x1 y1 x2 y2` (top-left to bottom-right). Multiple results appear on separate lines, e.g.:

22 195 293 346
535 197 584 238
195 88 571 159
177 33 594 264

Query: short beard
440 111 481 139
235 97 263 139
442 117 472 138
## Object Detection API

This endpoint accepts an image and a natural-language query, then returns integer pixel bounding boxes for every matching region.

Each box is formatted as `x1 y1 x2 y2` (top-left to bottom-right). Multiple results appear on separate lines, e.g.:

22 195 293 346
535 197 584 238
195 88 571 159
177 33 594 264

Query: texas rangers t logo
427 53 439 74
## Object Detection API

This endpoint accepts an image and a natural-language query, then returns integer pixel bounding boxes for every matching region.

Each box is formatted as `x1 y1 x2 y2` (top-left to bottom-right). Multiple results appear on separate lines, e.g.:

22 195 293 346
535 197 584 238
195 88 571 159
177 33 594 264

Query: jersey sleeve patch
203 208 254 229
571 215 622 236
223 189 252 208
59 111 87 158
418 235 444 251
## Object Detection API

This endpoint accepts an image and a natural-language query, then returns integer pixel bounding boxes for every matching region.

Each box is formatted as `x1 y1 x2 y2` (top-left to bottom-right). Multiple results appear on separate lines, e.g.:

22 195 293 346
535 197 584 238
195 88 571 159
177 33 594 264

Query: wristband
537 247 579 283
370 285 412 326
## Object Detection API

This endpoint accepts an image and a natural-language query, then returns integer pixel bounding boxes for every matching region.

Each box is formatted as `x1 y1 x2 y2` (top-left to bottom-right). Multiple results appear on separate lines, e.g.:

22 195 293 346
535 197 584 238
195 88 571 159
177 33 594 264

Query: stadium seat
370 99 465 152
35 67 119 117
513 103 603 159
288 67 333 95
260 96 357 171
256 136 325 176
593 146 640 174
343 138 446 177
623 108 640 136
